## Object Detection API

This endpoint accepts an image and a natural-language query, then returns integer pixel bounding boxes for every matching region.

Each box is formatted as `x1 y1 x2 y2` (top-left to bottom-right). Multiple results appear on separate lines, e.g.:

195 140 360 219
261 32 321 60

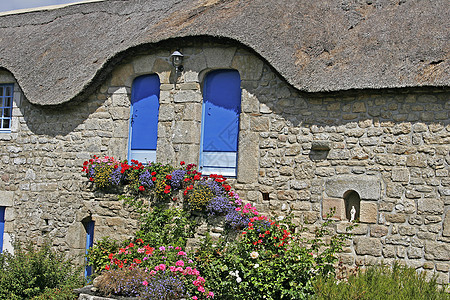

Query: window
0 207 5 253
200 70 241 177
0 84 13 131
83 219 95 278
128 75 160 163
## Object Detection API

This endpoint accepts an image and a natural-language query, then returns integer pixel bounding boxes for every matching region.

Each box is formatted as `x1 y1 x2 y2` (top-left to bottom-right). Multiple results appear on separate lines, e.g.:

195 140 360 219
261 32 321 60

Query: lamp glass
171 51 183 67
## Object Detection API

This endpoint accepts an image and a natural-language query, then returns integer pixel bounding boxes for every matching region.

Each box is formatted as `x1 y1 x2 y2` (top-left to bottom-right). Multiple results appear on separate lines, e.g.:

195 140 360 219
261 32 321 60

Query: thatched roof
0 0 448 106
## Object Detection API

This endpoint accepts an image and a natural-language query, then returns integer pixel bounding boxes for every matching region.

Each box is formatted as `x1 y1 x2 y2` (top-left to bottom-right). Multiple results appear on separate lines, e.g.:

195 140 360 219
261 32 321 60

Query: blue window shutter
200 70 241 176
0 207 4 253
129 74 160 162
84 220 95 278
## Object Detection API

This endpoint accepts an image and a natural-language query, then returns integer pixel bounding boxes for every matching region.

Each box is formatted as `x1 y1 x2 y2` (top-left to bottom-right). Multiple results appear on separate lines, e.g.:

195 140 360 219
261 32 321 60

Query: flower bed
83 156 354 299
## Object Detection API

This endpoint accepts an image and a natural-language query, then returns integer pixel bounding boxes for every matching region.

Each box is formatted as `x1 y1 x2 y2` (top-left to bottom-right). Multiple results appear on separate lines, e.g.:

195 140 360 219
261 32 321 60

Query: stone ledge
325 175 381 200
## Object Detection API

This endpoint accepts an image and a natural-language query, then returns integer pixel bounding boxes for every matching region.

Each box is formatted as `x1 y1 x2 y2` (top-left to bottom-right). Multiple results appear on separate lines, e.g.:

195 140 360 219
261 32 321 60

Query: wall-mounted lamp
171 50 184 89
171 50 184 74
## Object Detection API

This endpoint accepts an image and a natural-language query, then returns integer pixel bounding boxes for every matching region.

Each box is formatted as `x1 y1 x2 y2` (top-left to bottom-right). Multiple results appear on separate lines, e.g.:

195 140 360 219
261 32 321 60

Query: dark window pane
5 87 11 96
4 108 11 118
2 119 10 129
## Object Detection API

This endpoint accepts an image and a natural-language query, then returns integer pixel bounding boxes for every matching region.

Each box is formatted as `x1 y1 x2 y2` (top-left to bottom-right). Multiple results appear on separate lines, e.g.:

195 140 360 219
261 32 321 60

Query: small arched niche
344 190 360 221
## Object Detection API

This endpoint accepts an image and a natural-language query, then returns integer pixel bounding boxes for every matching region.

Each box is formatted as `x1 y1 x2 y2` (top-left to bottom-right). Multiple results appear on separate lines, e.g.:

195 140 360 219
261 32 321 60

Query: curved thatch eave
0 0 448 106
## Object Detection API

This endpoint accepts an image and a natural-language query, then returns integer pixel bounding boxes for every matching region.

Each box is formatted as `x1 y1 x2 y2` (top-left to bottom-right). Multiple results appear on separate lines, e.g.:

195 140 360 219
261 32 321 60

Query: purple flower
170 169 187 189
139 170 154 188
205 179 224 197
110 168 122 185
207 196 234 217
225 210 250 229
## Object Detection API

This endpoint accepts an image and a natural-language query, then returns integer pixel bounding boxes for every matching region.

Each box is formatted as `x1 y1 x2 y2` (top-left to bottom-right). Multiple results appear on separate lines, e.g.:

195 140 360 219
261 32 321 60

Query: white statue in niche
350 206 356 222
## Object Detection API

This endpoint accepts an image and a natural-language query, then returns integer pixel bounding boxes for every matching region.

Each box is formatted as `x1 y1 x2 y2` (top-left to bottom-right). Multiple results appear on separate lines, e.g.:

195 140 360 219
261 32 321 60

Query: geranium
103 242 213 299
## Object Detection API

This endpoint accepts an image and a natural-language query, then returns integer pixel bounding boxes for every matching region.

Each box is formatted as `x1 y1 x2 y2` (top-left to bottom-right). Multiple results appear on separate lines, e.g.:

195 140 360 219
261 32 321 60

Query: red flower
105 265 110 270
152 177 157 181
151 171 157 176
89 177 94 182
164 190 170 194
166 175 172 180
194 174 201 180
108 253 114 259
180 161 185 165
139 186 145 191
165 185 171 190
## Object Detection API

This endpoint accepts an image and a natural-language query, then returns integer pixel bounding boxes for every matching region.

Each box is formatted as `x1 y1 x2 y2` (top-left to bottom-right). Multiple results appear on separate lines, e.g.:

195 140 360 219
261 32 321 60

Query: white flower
250 251 259 259
254 263 259 269
236 277 242 283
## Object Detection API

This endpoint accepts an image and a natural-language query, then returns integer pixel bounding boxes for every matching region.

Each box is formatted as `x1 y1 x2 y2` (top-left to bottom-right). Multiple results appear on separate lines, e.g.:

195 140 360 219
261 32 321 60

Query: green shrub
313 262 450 300
86 236 121 276
135 205 197 248
194 214 352 300
0 242 84 300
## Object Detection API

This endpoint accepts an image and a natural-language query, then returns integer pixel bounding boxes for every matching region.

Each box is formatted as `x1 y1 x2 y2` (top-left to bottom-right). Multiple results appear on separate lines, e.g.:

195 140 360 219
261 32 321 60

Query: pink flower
177 251 187 256
208 292 214 298
155 264 166 271
142 280 148 286
198 286 205 293
197 276 206 284
159 246 166 252
175 260 185 267
192 297 198 300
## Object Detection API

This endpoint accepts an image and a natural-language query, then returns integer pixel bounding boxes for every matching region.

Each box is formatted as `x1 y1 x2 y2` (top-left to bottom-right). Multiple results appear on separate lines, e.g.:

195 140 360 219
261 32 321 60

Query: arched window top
203 69 241 113
131 74 160 105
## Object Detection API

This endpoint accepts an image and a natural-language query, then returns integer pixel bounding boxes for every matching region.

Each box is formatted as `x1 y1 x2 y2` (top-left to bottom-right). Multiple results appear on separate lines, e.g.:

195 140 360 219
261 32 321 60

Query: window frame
127 74 161 164
199 69 242 177
0 206 5 253
0 84 14 132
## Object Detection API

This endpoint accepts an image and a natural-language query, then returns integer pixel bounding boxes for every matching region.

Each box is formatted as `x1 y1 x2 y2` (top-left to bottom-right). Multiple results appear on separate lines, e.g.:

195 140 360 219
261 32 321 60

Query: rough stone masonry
0 41 449 283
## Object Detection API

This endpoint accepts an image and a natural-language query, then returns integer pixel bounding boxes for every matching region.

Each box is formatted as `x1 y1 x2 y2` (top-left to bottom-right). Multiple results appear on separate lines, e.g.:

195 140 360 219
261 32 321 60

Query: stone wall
0 41 448 282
